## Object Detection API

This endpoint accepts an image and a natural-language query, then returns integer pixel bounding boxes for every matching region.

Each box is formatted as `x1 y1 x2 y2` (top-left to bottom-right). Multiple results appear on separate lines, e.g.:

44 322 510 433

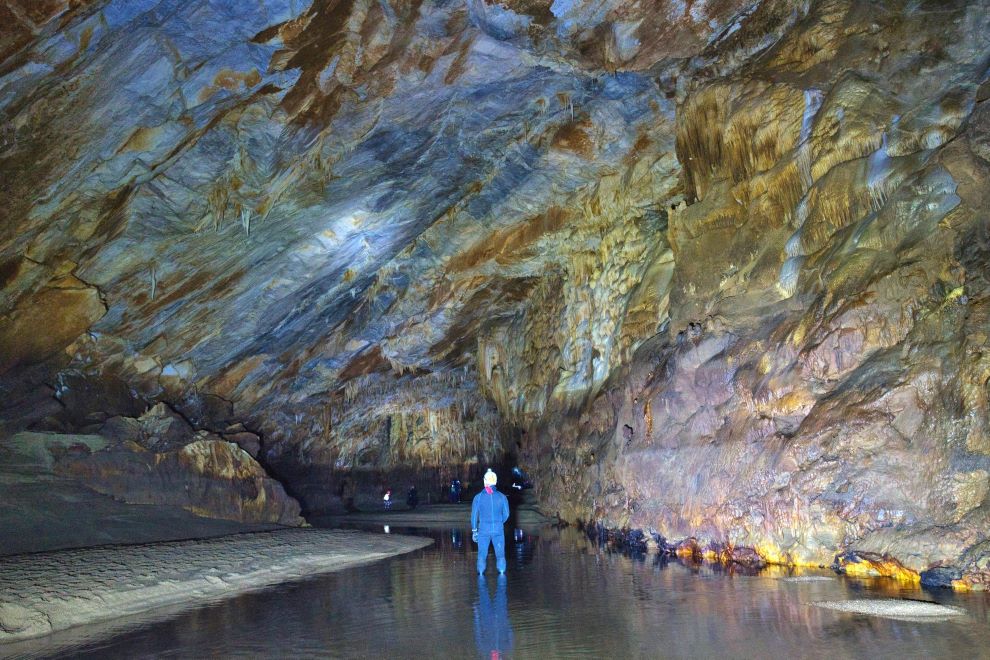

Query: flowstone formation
1 0 990 586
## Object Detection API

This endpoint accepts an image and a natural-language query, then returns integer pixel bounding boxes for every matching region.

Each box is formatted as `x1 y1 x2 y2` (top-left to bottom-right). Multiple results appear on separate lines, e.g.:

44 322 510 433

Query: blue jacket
471 487 509 534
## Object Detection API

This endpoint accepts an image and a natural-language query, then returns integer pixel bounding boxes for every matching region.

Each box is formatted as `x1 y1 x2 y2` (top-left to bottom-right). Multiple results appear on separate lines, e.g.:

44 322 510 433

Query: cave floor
13 523 990 659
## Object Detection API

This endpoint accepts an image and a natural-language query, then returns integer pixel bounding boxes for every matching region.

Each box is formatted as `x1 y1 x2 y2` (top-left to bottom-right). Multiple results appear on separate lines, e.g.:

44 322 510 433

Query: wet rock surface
521 0 990 589
0 0 989 586
56 437 304 526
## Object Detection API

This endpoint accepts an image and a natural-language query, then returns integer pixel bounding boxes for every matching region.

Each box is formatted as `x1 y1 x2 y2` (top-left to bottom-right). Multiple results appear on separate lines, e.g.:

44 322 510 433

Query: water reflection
475 574 513 659
17 524 990 659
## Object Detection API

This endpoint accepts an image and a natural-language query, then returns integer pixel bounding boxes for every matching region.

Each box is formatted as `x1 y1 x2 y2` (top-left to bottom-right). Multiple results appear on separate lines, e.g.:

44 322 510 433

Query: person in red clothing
471 469 509 574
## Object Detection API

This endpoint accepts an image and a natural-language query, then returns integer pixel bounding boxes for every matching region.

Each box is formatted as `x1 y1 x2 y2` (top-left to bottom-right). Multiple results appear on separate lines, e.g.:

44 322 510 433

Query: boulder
223 431 261 459
136 402 195 452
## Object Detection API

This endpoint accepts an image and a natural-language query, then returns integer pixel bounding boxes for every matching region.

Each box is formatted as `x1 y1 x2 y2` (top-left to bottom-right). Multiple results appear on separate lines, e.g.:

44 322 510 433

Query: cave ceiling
1 0 767 442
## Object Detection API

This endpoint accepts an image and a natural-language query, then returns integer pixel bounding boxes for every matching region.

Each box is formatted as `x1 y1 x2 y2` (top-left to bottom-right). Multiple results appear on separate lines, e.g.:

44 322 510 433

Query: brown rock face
1 0 990 583
0 272 105 374
56 436 303 526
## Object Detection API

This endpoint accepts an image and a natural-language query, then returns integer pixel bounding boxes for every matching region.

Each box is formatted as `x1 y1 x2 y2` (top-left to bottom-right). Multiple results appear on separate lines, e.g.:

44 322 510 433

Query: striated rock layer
1 1 990 584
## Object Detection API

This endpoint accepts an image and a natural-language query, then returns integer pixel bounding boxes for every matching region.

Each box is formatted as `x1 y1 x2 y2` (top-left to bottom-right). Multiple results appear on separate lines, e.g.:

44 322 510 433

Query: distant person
339 478 357 512
474 573 513 659
383 489 392 511
510 466 532 491
471 469 510 575
406 486 418 509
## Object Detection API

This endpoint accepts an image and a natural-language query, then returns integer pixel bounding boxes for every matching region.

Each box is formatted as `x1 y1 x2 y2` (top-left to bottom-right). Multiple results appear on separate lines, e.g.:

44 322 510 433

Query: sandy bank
0 529 430 643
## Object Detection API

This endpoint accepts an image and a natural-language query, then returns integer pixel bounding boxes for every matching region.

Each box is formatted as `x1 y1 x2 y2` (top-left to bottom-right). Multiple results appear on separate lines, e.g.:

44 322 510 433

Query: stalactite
208 182 229 233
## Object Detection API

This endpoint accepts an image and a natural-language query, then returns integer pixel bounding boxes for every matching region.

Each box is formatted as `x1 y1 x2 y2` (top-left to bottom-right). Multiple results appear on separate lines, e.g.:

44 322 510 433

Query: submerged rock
779 576 833 583
814 599 966 620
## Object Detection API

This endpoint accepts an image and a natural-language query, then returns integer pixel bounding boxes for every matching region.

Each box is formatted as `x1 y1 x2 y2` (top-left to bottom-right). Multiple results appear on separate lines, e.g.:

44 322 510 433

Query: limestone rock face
1 427 303 527
55 433 304 526
2 1 990 582
521 0 990 587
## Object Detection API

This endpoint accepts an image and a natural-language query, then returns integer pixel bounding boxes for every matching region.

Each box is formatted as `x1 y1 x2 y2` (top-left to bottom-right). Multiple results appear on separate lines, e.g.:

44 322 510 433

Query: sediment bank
0 529 431 643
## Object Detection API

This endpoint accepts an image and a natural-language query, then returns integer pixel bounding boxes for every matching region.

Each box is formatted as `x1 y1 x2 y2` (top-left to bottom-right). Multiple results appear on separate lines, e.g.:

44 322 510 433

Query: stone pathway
0 529 431 643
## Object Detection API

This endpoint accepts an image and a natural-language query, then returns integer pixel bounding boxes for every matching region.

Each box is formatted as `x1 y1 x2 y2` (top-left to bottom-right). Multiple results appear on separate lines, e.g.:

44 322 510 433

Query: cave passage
3 0 990 655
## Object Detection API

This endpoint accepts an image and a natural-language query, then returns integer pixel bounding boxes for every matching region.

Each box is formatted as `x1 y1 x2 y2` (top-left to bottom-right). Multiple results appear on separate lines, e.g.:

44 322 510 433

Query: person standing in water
471 469 510 575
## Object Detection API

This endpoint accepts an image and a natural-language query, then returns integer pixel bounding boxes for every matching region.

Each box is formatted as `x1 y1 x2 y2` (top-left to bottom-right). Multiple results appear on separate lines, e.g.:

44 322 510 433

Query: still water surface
26 521 990 659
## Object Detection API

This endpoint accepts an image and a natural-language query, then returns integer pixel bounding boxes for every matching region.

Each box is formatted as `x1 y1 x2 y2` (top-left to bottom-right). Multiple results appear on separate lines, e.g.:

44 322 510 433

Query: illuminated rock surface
1 0 990 587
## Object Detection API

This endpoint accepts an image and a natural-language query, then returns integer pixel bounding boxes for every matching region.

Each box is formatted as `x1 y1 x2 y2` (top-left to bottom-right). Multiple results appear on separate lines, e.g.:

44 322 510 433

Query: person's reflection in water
474 574 513 659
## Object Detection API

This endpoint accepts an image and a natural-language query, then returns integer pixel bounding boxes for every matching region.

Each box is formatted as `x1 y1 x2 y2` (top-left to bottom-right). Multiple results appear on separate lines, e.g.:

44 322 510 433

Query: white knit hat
483 469 497 486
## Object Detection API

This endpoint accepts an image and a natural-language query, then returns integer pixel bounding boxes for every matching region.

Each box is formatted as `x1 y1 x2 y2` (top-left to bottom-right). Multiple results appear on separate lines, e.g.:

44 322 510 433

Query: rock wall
3 403 303 526
2 1 990 583
521 0 990 589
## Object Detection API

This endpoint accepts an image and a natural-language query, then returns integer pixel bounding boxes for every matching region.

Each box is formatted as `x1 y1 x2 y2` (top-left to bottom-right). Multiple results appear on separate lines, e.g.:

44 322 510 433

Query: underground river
10 515 990 659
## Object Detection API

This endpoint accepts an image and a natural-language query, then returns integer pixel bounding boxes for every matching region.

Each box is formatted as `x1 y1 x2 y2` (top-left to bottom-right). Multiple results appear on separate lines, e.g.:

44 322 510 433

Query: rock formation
1 1 989 586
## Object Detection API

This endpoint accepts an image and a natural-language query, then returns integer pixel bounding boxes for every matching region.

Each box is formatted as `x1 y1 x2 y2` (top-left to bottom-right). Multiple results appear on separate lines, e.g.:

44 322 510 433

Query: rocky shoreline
581 521 988 591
